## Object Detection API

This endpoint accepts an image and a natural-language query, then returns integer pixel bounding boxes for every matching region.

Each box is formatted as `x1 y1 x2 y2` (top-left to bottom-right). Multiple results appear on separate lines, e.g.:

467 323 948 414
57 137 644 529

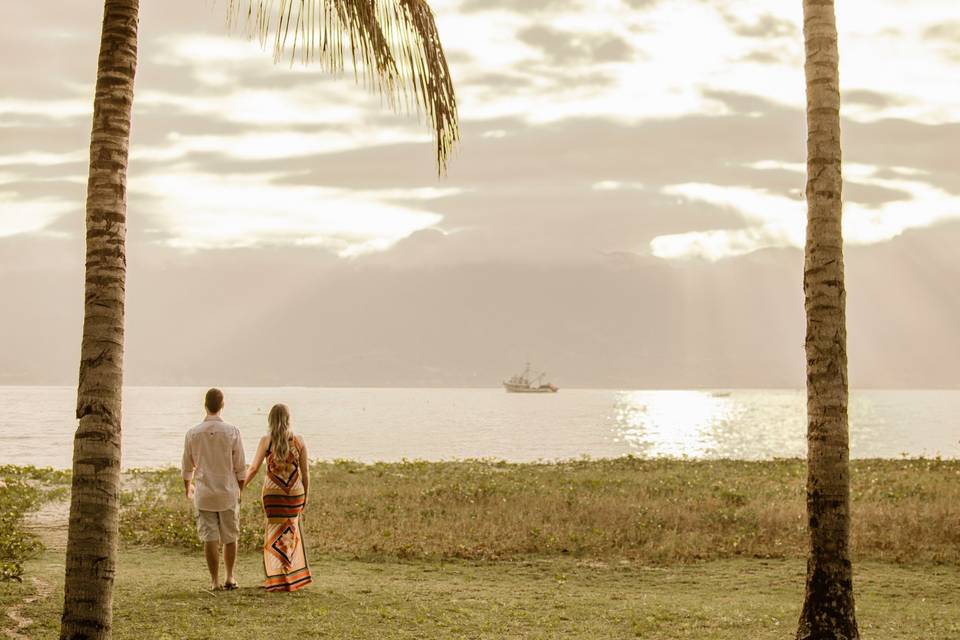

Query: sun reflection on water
614 390 743 457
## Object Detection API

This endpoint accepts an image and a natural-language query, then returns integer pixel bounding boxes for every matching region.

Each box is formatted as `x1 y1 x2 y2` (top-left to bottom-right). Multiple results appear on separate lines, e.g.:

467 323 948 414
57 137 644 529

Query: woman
244 404 313 592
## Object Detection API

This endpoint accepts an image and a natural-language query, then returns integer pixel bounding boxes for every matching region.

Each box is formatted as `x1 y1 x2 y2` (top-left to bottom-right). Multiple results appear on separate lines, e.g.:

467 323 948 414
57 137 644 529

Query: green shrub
118 458 960 565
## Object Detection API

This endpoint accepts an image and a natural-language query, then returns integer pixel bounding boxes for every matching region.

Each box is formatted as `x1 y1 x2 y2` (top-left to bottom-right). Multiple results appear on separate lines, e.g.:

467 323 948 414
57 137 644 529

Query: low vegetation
9 550 960 639
0 466 69 581
4 460 958 638
120 457 960 564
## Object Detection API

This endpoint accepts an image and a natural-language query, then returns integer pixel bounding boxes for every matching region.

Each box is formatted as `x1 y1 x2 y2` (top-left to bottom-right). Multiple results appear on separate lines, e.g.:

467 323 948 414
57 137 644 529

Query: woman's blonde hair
268 404 292 462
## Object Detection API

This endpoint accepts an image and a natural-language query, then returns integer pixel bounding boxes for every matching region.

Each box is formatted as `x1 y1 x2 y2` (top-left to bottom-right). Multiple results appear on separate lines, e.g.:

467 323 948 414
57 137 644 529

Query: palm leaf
227 0 460 173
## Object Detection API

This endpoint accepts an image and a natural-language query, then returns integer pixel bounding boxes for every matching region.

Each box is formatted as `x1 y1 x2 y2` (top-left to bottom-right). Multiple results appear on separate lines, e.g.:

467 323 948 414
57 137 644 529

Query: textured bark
60 1 138 639
796 1 859 639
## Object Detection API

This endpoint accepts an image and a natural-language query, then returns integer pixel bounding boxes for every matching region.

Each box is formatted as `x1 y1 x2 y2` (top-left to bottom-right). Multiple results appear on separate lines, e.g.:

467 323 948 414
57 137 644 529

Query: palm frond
227 0 460 173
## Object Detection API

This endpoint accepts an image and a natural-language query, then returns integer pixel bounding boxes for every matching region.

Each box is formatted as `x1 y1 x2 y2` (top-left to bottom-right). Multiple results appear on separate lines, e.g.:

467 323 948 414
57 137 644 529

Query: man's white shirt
181 415 246 512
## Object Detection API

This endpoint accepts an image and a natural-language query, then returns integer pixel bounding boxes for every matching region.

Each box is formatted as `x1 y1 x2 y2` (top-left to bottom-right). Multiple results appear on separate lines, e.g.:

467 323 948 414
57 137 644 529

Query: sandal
223 581 239 591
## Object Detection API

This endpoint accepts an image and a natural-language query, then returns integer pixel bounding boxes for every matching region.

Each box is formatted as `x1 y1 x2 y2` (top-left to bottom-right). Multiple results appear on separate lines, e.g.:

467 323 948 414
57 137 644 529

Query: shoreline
3 388 957 466
5 453 960 474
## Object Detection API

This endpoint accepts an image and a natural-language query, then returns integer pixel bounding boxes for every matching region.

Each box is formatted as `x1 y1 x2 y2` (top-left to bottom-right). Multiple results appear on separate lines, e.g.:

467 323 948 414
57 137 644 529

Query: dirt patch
4 578 52 640
3 499 67 637
21 500 69 553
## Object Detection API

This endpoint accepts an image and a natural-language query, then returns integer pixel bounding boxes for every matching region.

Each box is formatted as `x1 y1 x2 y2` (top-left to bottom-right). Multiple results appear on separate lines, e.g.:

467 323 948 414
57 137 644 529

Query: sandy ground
20 500 69 553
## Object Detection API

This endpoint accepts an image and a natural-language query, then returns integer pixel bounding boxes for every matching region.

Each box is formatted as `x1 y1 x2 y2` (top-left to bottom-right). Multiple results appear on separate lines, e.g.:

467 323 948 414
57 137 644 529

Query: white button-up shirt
181 415 246 512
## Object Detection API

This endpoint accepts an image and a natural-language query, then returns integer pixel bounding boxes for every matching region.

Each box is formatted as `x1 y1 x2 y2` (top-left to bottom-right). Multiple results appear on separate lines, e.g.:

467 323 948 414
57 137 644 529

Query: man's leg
197 511 222 589
204 541 221 589
222 506 240 587
223 542 237 585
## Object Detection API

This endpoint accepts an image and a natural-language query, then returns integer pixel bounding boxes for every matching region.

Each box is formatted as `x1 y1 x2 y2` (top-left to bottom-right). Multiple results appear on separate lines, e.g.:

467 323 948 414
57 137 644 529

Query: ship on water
502 362 558 393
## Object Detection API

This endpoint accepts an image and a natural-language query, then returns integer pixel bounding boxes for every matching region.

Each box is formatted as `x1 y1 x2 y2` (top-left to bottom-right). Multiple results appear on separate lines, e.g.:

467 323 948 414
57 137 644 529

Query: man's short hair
205 388 224 414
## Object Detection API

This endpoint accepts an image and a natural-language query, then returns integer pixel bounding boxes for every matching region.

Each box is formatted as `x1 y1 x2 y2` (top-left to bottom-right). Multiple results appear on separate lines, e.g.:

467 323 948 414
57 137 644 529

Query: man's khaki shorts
195 506 240 544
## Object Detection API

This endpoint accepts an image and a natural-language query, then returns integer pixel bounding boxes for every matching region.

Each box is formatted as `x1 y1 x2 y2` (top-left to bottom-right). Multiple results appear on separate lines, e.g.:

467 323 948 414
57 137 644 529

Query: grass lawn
6 549 960 639
4 461 959 638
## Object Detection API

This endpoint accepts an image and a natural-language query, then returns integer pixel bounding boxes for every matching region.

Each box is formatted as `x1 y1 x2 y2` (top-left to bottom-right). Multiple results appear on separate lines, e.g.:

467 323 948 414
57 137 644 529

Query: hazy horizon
2 383 958 392
3 386 958 468
3 1 959 389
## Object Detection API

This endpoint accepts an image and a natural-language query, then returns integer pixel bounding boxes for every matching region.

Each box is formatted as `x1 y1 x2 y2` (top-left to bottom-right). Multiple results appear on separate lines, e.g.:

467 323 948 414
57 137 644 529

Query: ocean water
0 387 957 469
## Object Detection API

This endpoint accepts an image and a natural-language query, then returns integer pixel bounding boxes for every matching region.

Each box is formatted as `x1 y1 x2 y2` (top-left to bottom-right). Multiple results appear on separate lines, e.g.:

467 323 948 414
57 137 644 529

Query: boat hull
503 382 558 393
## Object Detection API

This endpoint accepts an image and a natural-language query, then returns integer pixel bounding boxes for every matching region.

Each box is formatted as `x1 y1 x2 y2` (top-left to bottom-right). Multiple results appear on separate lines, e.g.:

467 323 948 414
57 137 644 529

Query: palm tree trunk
796 1 859 639
60 1 139 638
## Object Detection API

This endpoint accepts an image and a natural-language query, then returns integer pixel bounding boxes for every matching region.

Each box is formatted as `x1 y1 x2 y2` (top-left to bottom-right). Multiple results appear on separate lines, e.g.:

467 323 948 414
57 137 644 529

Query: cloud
0 151 87 167
924 22 960 41
136 85 371 127
651 183 804 260
651 227 772 261
467 72 535 92
0 98 90 121
622 0 660 9
845 89 902 109
725 13 797 39
518 25 634 64
0 190 75 238
650 165 960 260
740 49 790 65
156 34 267 65
458 0 581 12
155 106 957 270
593 181 644 191
131 171 446 255
922 21 960 63
843 118 960 195
133 128 430 163
702 89 782 115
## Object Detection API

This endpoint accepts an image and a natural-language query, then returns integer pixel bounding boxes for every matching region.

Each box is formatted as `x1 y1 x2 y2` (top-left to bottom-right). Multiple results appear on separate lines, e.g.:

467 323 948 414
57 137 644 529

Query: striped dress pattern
261 438 312 592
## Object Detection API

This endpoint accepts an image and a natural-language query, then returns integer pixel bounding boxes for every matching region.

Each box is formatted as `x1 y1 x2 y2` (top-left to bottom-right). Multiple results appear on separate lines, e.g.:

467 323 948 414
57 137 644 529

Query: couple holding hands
181 388 312 592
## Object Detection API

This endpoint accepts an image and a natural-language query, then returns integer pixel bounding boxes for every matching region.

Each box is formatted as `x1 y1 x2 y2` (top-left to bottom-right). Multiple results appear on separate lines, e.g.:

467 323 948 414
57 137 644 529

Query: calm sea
0 387 957 469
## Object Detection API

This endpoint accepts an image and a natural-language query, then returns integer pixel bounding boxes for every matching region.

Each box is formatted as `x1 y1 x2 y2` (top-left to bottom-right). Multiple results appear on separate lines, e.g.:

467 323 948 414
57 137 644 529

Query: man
181 388 246 590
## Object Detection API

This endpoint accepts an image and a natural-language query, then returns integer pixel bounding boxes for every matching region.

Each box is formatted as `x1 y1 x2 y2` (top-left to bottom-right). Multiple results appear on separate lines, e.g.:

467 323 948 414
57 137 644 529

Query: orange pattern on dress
261 439 312 592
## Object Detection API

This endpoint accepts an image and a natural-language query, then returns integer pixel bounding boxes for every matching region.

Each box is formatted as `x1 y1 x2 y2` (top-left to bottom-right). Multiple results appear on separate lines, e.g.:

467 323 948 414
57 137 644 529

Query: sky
1 0 959 388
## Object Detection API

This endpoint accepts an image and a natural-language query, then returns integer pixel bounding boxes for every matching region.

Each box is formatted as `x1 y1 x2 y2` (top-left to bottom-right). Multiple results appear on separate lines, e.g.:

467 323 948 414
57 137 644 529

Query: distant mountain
3 223 959 389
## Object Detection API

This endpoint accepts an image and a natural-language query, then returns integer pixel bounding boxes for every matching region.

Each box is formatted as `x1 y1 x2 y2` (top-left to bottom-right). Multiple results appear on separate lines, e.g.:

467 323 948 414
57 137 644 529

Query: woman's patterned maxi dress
261 437 312 592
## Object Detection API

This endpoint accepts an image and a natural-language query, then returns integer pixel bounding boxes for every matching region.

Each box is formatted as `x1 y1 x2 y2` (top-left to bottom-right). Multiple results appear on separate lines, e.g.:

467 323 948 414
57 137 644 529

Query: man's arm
233 429 247 492
244 436 269 486
181 433 195 498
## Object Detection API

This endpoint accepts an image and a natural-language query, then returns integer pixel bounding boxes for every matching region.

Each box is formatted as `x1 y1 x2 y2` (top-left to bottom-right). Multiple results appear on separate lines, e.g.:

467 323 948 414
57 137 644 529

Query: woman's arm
244 436 269 486
298 436 310 504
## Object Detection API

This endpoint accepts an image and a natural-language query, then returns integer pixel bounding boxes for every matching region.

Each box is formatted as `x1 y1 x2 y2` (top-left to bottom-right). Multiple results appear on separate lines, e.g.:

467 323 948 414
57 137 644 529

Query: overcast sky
1 0 958 388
